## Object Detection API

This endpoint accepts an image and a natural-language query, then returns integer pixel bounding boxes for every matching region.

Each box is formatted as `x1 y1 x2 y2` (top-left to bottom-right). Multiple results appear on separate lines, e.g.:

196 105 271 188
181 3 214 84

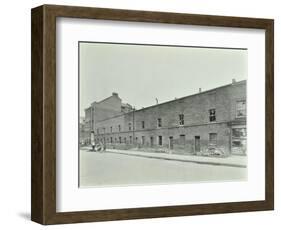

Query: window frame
209 108 216 122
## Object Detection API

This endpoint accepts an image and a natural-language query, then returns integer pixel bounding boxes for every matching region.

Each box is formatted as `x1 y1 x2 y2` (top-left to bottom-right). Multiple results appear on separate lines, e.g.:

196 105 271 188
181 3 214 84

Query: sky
79 42 247 116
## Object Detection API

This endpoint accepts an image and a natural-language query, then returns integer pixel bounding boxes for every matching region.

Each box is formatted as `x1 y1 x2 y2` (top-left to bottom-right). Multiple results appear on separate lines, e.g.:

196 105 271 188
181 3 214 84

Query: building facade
83 92 134 144
84 80 247 155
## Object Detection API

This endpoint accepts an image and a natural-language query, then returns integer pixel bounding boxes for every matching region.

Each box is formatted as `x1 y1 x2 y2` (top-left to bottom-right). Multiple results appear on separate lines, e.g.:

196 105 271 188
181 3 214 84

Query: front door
195 136 200 152
150 136 154 147
169 136 174 150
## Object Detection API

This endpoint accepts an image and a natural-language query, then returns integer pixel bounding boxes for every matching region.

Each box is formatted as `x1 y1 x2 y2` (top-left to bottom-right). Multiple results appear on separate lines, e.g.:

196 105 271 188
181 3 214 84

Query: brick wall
94 81 246 155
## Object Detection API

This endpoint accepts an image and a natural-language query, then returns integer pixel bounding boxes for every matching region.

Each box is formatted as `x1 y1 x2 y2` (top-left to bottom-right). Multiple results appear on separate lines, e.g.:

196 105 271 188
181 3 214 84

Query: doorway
150 136 154 147
169 136 174 150
195 136 200 152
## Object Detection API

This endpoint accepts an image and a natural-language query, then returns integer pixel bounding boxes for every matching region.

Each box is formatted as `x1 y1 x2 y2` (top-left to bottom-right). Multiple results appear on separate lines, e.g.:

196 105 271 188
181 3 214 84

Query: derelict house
81 79 246 155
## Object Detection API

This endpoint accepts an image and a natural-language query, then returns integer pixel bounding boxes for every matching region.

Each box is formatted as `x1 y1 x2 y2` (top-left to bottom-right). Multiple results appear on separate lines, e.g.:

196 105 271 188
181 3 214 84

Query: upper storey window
157 118 162 128
236 100 246 118
209 109 216 122
179 114 184 125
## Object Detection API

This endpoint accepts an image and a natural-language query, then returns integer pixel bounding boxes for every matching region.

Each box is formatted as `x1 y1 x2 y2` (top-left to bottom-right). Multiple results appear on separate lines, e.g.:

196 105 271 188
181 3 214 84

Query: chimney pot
232 78 236 84
199 88 202 93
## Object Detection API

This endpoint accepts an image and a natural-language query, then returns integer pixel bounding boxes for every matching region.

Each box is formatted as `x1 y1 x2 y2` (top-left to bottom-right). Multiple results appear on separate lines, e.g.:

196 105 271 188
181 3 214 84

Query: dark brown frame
31 4 274 225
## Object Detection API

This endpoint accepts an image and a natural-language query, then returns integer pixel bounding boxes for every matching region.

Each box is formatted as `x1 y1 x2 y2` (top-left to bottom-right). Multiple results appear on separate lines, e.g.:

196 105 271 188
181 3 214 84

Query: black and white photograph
28 2 274 225
79 42 247 187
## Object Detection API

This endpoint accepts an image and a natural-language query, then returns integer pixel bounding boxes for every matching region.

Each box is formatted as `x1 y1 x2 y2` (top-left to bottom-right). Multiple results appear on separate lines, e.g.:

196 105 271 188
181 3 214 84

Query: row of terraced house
80 79 247 155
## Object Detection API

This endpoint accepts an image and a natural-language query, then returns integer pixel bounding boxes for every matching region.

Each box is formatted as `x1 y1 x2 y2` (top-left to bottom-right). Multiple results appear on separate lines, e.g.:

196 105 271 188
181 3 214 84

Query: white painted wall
0 0 279 229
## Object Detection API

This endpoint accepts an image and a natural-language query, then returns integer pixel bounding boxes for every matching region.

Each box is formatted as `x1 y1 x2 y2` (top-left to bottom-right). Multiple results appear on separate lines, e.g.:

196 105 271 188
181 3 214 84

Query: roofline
93 79 247 122
136 79 247 112
92 94 121 106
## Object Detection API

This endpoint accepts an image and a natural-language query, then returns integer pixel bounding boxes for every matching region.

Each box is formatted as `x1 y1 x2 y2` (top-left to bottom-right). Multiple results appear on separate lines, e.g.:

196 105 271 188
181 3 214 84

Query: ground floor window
119 137 122 144
209 133 217 146
179 134 185 145
231 127 247 155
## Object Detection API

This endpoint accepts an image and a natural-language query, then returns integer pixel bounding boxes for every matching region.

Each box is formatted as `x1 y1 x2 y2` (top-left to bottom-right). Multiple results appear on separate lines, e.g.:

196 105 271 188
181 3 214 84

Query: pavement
82 146 247 168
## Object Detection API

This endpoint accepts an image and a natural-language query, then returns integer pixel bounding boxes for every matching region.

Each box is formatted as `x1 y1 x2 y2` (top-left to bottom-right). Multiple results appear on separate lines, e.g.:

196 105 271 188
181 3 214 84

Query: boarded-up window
179 135 186 145
209 133 217 146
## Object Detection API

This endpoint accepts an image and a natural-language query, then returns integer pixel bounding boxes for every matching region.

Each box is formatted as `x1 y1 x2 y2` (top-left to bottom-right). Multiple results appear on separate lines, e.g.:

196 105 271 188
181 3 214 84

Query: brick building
79 117 88 145
83 92 134 145
83 80 247 155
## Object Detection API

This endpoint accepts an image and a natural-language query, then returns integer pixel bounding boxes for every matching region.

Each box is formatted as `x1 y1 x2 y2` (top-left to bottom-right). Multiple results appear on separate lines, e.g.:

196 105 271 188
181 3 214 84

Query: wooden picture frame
31 4 274 225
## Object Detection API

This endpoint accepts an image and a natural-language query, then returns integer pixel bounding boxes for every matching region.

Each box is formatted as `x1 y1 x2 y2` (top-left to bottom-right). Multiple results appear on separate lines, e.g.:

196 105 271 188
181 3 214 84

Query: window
135 137 138 143
110 127 112 133
129 123 132 131
179 114 184 125
142 121 145 129
157 118 162 127
179 134 186 145
124 137 127 143
110 137 113 144
129 136 132 144
119 137 122 144
209 109 216 122
141 136 145 145
158 136 162 145
103 127 106 133
236 100 246 117
118 125 121 132
232 128 247 138
231 128 247 155
209 133 217 146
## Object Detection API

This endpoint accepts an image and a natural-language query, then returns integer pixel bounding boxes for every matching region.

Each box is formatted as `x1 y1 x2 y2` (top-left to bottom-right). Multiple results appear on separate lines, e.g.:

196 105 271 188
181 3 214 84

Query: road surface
79 150 247 187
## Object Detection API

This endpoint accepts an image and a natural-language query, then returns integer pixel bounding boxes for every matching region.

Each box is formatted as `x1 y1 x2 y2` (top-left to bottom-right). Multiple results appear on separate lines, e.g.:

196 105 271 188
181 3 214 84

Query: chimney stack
112 92 118 97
